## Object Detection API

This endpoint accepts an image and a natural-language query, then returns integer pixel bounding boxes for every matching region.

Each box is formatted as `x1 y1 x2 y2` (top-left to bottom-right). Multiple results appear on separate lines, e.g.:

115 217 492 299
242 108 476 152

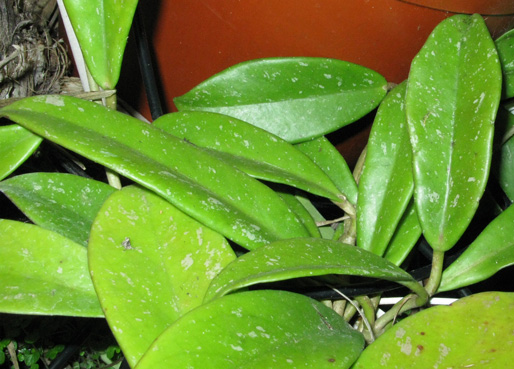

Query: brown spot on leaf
417 345 424 351
328 358 336 363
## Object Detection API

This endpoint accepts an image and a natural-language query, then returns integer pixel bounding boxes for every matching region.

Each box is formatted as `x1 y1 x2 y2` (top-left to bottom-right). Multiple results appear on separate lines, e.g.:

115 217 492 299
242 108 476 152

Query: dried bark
0 0 69 100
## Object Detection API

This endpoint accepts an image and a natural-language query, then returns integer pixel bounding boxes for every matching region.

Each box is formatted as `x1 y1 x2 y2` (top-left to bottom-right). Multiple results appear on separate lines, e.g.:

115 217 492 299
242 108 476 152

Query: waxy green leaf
406 14 502 251
154 111 342 201
295 136 358 205
496 28 514 99
135 290 364 369
174 57 387 143
0 125 42 181
496 108 514 201
62 0 138 89
383 201 422 266
439 204 514 292
204 237 425 302
277 192 321 238
352 292 514 368
358 82 414 256
0 219 102 317
0 96 310 250
0 173 116 247
88 186 236 367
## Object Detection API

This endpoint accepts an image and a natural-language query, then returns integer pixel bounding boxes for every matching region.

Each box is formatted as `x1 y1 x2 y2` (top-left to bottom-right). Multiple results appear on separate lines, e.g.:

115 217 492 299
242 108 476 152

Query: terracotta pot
118 0 514 166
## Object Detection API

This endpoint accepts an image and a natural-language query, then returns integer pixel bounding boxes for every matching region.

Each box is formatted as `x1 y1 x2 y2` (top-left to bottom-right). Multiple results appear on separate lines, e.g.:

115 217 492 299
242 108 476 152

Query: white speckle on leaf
181 254 194 270
45 95 65 106
230 344 243 351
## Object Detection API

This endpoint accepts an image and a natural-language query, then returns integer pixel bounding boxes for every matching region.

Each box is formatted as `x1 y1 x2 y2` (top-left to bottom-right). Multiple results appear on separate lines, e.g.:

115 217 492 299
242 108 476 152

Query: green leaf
88 185 236 367
135 290 364 369
0 219 102 317
62 0 138 89
154 111 342 201
358 82 414 256
496 28 514 99
406 14 502 251
291 193 335 239
352 292 514 368
276 192 321 238
0 125 42 181
438 204 514 292
174 57 387 143
0 173 116 247
496 108 514 201
0 95 310 250
383 200 422 266
295 136 358 205
204 237 424 302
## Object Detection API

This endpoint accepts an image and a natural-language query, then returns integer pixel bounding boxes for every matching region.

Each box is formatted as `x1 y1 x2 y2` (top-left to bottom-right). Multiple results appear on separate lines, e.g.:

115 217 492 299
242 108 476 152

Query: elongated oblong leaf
62 0 138 89
497 108 514 201
0 219 102 317
0 125 42 181
406 14 502 251
496 28 514 99
438 204 514 292
88 186 236 366
135 290 364 369
154 111 342 201
295 136 358 205
0 96 310 249
358 82 414 256
174 57 387 143
383 200 422 266
352 292 514 368
0 173 116 247
204 237 423 302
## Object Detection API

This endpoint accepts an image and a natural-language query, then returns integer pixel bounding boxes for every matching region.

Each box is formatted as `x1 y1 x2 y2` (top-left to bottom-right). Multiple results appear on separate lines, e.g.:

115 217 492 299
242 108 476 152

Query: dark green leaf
496 108 514 201
0 173 116 247
89 186 236 367
358 82 413 256
0 96 310 250
383 200 422 266
295 136 358 205
204 237 425 302
154 111 342 201
352 292 514 368
135 290 364 369
174 57 387 143
0 219 102 317
62 0 138 89
496 28 514 99
438 204 514 292
276 192 321 238
0 125 41 181
406 14 502 251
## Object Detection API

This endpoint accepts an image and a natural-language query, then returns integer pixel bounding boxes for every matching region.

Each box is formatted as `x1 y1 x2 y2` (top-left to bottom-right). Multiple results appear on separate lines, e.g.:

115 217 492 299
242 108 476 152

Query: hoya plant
1 1 514 368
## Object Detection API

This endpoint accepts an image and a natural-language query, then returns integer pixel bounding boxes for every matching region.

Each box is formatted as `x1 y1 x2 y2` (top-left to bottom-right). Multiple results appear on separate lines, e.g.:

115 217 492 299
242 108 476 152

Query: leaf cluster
0 4 514 368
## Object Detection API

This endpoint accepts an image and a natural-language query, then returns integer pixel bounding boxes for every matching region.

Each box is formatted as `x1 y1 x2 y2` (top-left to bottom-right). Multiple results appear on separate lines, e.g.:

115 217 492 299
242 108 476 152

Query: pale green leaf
352 292 514 368
0 173 116 246
88 185 236 367
135 290 364 369
0 219 102 317
0 125 42 181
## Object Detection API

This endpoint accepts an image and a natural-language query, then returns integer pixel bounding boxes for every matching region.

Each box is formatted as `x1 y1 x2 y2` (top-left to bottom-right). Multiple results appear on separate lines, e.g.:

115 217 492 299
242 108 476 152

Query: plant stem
425 249 445 296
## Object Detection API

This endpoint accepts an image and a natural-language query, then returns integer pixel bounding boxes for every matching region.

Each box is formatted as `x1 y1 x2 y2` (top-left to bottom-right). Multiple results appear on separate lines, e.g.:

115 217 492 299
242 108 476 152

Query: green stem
425 249 445 296
375 294 419 333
